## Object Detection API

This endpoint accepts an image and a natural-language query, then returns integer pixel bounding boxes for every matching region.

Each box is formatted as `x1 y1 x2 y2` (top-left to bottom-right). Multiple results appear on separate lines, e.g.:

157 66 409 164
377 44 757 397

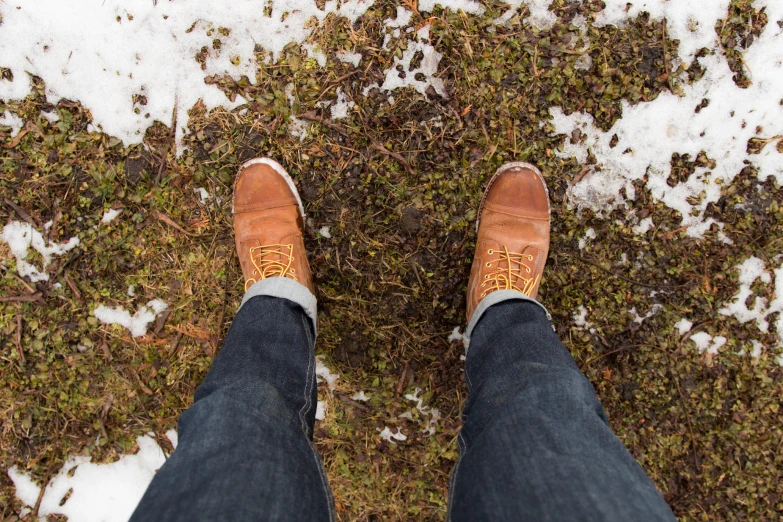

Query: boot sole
233 157 306 221
475 161 551 232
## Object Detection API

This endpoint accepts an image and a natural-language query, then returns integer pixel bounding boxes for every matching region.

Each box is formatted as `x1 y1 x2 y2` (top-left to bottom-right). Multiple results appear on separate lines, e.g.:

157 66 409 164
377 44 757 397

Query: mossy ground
1 1 782 520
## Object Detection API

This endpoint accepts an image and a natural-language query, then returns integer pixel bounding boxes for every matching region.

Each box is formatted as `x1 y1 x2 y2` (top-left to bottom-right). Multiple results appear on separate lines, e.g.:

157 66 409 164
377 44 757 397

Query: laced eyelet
253 270 257 275
528 255 533 260
485 275 490 279
481 282 486 287
526 268 531 273
488 249 493 254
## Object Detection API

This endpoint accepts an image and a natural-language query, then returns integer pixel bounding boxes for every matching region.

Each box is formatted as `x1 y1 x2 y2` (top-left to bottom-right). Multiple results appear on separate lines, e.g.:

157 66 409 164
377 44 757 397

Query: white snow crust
1 221 80 282
0 0 375 147
93 299 168 338
9 430 177 522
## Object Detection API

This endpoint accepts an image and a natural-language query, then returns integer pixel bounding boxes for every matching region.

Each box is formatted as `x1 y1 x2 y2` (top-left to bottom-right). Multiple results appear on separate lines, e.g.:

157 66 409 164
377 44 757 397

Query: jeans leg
449 299 675 522
130 295 333 522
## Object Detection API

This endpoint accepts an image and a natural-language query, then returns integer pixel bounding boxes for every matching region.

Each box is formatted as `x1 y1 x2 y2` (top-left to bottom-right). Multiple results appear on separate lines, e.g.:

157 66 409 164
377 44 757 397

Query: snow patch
494 0 556 29
378 25 446 98
0 110 24 137
596 0 730 62
403 388 441 436
194 187 212 203
629 304 664 324
303 43 327 67
448 327 464 343
93 299 168 338
719 256 783 345
315 355 339 391
330 88 355 120
573 305 597 334
9 430 177 522
101 208 122 224
315 401 327 421
551 1 783 238
378 426 407 443
674 318 693 336
578 227 596 249
317 226 332 239
1 221 80 282
633 217 654 235
0 0 376 148
351 391 371 402
690 332 728 355
336 51 361 67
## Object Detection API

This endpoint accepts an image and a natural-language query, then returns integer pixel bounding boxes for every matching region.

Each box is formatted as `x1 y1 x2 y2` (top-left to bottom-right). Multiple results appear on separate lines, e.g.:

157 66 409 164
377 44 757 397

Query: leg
131 294 333 522
133 157 332 521
449 299 675 522
454 162 675 521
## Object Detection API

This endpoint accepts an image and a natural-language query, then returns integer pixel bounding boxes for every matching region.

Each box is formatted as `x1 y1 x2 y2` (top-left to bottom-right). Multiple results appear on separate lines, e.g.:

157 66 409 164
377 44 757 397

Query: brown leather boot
466 162 551 323
233 158 314 294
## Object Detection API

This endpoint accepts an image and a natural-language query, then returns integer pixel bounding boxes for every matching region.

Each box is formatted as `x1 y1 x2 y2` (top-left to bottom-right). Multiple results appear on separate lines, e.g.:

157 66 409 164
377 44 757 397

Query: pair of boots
233 158 550 324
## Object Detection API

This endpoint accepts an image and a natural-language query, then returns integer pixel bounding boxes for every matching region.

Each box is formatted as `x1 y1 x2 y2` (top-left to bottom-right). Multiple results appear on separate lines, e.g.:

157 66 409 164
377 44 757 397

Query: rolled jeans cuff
239 277 318 335
464 290 550 350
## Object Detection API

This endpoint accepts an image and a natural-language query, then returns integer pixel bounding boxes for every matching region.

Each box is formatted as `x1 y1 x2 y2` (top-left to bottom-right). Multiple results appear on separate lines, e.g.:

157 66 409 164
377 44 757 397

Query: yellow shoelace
244 243 298 291
480 246 539 298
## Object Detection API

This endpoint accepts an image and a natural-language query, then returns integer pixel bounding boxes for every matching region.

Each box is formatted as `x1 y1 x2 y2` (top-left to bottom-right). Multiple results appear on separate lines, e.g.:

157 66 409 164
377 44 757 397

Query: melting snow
573 305 597 334
551 0 783 238
315 401 327 421
317 226 332 239
629 304 663 324
315 356 339 390
0 0 375 147
674 318 694 336
1 220 80 282
596 0 730 62
378 426 407 443
448 327 464 343
336 51 361 67
330 88 355 120
690 332 728 355
194 187 212 203
495 0 556 28
0 110 24 137
315 356 338 420
632 217 654 235
101 208 122 224
351 390 371 402
403 388 441 436
578 227 596 249
93 299 168 338
9 430 177 522
719 256 783 344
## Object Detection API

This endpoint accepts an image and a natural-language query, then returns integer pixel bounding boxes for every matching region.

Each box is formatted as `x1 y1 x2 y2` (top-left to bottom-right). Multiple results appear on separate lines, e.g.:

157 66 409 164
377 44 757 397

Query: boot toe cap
484 165 550 217
234 160 301 213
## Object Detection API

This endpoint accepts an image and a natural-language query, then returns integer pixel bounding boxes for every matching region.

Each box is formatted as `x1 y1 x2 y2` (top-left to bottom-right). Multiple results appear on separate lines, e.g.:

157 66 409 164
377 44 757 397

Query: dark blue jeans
131 296 675 521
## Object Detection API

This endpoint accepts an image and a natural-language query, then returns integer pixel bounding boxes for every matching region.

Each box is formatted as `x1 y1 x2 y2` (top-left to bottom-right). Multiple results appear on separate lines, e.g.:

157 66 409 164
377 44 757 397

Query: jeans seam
298 315 315 435
298 313 334 521
464 364 474 393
